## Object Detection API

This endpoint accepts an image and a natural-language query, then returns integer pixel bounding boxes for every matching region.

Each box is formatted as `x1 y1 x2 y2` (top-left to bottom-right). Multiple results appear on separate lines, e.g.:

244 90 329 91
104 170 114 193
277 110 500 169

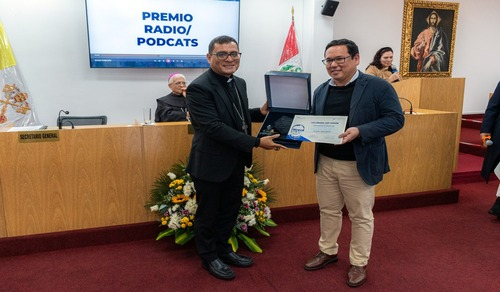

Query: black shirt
317 80 356 161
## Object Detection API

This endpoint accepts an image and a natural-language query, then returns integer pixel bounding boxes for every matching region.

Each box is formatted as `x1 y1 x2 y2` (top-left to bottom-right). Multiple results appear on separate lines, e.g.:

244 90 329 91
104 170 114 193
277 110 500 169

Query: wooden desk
0 111 457 237
253 109 458 205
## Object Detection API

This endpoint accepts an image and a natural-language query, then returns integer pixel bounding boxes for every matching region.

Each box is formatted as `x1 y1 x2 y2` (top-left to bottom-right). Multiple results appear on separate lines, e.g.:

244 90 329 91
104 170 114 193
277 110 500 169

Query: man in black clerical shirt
185 35 285 281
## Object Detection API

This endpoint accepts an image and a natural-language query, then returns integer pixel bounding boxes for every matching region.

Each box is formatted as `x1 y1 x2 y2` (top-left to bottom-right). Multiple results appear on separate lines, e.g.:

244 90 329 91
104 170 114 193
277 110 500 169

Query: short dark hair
324 39 359 57
208 35 239 53
367 47 393 70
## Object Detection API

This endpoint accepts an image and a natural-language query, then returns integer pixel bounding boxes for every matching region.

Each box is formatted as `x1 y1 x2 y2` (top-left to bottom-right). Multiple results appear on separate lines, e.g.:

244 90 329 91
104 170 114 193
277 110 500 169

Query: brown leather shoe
347 265 367 287
304 251 338 271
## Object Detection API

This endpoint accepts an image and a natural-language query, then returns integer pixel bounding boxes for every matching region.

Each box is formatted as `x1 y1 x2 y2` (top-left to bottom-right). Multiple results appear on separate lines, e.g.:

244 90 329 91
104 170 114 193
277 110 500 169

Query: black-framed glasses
322 55 352 65
211 51 242 60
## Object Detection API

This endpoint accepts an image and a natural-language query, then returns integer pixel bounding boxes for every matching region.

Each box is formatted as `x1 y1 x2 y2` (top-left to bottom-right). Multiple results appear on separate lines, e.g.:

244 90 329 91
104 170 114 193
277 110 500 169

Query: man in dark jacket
480 81 500 218
303 39 404 288
186 35 285 281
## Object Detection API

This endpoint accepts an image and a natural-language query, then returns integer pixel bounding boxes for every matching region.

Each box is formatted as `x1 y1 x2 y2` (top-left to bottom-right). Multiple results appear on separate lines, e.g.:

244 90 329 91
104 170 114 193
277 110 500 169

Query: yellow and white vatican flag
277 7 303 72
0 21 39 127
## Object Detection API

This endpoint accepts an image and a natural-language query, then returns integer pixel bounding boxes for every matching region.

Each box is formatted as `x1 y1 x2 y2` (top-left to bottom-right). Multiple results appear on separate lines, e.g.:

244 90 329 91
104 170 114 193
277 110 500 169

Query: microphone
390 65 400 83
398 97 413 114
483 135 494 146
62 120 75 129
58 110 69 129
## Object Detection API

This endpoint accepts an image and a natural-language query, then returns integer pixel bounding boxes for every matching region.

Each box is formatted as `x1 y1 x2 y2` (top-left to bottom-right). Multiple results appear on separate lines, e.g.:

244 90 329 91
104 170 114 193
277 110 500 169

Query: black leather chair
57 115 107 129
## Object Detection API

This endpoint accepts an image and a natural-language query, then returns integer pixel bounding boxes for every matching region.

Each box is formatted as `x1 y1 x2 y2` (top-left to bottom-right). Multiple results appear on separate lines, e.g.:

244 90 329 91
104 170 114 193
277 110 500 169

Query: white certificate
286 115 348 144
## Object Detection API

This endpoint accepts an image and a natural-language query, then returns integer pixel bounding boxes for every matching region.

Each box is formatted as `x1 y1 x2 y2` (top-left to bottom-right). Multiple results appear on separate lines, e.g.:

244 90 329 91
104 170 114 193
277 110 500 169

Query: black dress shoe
202 259 235 280
488 198 500 217
219 252 254 267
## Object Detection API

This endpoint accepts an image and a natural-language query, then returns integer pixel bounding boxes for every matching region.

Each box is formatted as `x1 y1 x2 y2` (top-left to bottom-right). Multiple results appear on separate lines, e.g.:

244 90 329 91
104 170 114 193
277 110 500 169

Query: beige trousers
316 155 375 267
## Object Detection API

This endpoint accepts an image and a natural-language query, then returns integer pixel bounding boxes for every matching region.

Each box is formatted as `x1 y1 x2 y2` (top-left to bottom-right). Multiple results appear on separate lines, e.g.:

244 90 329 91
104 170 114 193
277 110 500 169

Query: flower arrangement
145 161 277 253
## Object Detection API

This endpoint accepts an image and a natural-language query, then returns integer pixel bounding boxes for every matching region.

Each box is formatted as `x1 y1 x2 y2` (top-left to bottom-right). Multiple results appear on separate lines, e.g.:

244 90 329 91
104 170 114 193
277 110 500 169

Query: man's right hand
259 134 287 151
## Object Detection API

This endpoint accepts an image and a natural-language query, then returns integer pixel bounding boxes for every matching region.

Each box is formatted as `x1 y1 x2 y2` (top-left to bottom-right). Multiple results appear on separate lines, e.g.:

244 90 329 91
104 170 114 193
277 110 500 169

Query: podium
392 78 465 170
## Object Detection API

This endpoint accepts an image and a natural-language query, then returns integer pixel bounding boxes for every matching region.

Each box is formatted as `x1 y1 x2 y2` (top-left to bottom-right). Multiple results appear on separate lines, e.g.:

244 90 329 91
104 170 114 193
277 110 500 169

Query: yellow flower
176 186 183 190
181 223 186 228
172 194 189 204
242 188 248 196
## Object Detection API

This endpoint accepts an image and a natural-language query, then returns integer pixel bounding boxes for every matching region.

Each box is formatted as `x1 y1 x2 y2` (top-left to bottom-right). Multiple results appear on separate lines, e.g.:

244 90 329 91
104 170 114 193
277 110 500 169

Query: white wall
0 0 499 126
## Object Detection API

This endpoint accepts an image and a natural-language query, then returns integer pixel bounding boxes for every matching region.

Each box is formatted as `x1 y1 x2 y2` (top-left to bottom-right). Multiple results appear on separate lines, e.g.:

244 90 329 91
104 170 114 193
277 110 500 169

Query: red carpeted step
461 119 482 130
462 113 484 120
459 142 486 157
460 127 481 144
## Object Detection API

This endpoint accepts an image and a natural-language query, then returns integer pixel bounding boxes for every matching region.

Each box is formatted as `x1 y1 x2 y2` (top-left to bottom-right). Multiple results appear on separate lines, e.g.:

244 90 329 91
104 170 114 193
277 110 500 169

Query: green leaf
254 224 270 237
228 235 239 252
175 229 194 245
156 228 175 240
236 232 262 253
264 219 278 227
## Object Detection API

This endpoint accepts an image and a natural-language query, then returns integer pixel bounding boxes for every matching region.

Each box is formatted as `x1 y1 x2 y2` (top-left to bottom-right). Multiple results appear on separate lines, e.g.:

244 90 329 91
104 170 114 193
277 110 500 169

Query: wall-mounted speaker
321 0 339 17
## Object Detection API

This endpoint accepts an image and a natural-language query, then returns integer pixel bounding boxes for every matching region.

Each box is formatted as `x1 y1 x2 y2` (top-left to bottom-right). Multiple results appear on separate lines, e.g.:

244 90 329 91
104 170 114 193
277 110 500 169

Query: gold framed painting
400 0 459 78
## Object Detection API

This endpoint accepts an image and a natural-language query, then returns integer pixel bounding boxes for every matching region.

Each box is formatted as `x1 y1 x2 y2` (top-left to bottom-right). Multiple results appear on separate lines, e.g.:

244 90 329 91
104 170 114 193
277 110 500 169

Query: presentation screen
85 0 240 68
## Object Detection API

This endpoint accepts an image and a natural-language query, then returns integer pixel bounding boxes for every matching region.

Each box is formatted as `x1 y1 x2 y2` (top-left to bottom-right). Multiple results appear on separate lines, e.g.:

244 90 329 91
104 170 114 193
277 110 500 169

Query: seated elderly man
155 73 189 122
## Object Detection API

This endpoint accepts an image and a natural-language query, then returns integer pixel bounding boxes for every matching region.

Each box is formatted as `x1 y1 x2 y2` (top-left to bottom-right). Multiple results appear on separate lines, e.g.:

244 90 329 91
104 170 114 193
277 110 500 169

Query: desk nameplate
18 130 60 143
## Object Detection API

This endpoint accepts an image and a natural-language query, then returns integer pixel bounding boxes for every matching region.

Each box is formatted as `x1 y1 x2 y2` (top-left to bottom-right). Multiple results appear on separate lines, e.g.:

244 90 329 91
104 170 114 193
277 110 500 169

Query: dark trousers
191 164 244 262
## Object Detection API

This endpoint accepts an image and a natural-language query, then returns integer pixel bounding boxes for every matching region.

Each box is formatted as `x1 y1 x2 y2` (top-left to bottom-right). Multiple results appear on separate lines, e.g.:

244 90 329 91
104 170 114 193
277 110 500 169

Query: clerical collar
209 68 233 84
329 70 360 87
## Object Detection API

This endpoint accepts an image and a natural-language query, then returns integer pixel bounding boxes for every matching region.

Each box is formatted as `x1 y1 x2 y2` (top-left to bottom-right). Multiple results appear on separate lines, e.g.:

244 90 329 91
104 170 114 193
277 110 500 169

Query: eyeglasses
322 56 352 65
174 81 187 86
211 51 242 60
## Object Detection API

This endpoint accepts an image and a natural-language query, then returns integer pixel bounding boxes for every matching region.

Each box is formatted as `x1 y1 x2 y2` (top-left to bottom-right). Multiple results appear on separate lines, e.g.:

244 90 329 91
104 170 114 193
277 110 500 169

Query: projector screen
85 0 240 68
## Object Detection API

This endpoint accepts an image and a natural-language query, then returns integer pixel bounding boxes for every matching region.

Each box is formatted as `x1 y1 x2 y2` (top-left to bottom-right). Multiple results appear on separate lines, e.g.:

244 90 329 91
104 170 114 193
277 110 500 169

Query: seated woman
365 47 400 83
155 73 189 122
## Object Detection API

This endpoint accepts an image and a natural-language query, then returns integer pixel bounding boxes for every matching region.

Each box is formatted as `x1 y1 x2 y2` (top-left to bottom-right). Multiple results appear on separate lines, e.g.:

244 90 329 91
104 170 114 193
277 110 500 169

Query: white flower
150 205 159 212
263 179 269 185
244 165 253 172
167 172 176 180
244 214 256 226
185 198 198 214
183 182 194 196
243 176 251 187
168 213 181 229
246 192 256 200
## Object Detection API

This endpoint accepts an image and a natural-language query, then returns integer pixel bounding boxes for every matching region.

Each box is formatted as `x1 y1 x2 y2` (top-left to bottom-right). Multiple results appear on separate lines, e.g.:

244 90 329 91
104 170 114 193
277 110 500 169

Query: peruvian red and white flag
0 21 39 127
278 7 302 72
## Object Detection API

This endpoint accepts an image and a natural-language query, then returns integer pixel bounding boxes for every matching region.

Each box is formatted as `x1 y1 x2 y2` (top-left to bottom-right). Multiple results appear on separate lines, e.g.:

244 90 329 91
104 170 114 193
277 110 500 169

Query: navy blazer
312 71 404 185
480 82 500 181
186 69 264 183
